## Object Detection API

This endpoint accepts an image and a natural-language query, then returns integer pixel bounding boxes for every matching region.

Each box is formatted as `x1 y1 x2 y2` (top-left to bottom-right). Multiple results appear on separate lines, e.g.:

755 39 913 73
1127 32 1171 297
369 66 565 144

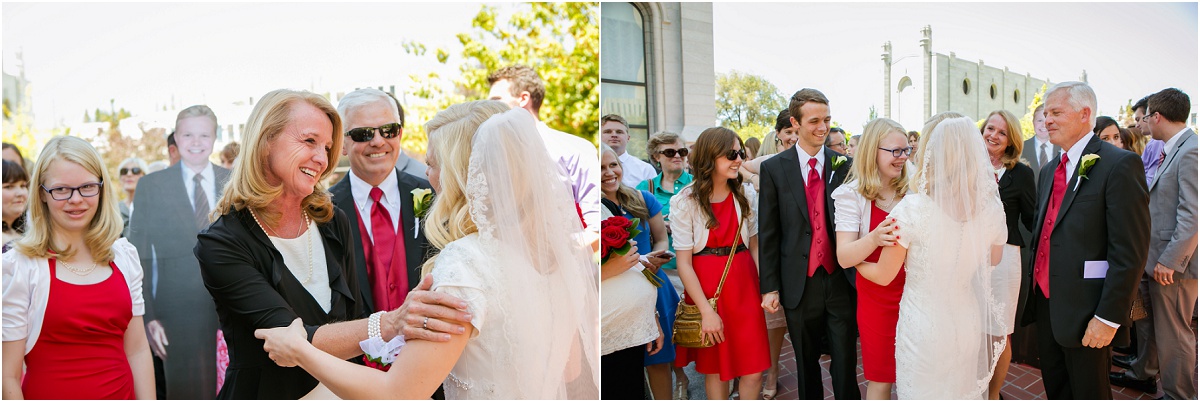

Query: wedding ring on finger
422 317 430 330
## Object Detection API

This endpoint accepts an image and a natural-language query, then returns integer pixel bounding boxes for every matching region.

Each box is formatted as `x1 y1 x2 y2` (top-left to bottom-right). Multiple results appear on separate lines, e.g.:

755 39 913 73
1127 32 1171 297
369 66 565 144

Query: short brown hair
220 141 240 165
788 88 830 123
487 65 545 113
646 131 682 168
601 114 628 129
1148 88 1191 123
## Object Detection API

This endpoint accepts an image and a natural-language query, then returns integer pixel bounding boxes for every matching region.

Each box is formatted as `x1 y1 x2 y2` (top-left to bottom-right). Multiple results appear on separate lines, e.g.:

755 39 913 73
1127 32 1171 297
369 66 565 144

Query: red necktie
1034 154 1068 298
805 158 835 276
369 187 397 307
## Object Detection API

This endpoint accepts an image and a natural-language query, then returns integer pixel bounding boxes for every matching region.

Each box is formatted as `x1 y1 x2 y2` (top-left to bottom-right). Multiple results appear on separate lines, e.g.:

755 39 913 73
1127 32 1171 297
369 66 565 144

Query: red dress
675 194 769 381
856 201 906 383
23 259 136 399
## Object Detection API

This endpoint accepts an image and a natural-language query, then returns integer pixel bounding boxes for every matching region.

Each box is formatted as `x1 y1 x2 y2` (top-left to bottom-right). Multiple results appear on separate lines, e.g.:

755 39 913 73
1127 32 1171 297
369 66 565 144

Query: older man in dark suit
128 105 229 399
329 88 433 315
1020 82 1150 399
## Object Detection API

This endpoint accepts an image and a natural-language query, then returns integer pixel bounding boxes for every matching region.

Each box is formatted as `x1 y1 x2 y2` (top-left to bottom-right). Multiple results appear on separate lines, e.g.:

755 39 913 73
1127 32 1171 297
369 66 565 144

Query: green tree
402 2 599 153
715 70 786 133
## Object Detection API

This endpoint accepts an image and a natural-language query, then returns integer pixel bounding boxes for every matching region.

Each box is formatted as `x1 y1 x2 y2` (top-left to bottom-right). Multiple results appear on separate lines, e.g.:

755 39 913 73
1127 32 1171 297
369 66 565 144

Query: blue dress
625 190 680 366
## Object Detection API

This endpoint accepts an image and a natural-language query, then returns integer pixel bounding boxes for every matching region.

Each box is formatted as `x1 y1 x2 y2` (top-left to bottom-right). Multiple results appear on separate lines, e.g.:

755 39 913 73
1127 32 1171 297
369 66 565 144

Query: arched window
600 3 650 158
962 78 971 95
897 76 913 92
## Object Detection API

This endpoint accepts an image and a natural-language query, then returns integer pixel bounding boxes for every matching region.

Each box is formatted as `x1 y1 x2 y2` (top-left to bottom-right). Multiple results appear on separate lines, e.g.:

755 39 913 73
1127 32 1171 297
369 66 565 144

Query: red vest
805 160 836 276
354 210 409 311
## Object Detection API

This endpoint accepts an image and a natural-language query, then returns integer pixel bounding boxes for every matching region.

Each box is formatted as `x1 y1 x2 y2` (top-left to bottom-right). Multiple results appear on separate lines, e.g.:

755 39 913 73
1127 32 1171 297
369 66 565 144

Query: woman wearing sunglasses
3 136 155 399
116 157 148 234
672 127 768 400
830 118 910 399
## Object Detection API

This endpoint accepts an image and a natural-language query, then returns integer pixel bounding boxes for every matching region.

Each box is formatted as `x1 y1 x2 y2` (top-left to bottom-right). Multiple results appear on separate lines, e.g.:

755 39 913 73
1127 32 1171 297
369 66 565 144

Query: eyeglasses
879 146 914 158
119 167 143 176
724 149 747 161
656 148 689 158
345 122 402 143
1141 112 1157 123
41 182 103 201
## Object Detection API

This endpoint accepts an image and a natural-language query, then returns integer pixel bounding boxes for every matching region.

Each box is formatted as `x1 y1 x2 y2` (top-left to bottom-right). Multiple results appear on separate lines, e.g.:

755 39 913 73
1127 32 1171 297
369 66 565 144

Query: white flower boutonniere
1078 154 1100 180
411 188 433 238
830 155 847 183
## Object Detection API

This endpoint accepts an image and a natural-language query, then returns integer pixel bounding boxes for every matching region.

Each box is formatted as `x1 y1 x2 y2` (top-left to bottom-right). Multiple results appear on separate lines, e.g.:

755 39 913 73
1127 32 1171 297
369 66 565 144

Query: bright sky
713 2 1198 133
3 2 497 129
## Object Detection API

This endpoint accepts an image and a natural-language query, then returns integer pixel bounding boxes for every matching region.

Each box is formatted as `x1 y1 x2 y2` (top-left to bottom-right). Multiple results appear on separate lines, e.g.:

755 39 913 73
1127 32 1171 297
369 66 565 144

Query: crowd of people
2 65 601 400
599 83 1196 400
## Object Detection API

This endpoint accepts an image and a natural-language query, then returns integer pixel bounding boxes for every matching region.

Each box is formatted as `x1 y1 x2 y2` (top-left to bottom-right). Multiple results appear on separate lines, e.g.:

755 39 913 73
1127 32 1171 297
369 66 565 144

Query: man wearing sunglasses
329 88 449 330
487 65 601 232
128 105 228 399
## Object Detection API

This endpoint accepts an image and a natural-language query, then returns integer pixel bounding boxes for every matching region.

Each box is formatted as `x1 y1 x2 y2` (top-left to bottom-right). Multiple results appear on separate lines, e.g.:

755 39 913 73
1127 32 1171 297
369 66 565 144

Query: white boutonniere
830 155 847 183
1078 154 1099 180
411 188 433 238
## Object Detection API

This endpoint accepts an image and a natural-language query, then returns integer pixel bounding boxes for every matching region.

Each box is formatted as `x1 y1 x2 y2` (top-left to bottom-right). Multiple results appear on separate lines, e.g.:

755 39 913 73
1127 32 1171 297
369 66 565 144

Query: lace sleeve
987 197 1007 246
890 195 922 250
431 243 488 338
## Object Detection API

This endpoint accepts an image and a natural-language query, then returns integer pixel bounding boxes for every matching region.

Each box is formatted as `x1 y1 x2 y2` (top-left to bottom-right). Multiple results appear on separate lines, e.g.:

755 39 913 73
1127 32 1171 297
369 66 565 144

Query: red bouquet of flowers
601 216 663 287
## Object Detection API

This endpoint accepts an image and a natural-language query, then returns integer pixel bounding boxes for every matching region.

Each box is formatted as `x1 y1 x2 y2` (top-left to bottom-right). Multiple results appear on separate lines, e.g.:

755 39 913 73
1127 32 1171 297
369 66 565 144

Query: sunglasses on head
657 148 689 158
345 122 402 143
119 167 143 176
724 149 747 161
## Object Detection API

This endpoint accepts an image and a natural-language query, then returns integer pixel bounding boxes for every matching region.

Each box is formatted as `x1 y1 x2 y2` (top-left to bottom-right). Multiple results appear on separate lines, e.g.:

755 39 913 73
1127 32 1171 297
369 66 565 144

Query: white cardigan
668 183 758 254
3 238 145 354
831 180 875 238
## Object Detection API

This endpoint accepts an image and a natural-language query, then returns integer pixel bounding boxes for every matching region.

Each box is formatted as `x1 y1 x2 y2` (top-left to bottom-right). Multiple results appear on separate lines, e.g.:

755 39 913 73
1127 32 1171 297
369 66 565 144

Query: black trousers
602 344 648 400
783 268 860 400
1034 288 1113 399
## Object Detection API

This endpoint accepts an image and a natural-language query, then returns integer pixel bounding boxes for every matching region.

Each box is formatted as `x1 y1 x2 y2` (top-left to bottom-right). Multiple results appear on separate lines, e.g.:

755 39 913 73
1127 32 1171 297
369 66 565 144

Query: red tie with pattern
805 158 835 276
1034 154 1068 298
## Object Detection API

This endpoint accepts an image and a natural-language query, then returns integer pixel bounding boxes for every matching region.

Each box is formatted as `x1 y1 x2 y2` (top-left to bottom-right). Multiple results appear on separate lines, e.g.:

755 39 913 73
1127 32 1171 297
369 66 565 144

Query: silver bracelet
368 311 383 339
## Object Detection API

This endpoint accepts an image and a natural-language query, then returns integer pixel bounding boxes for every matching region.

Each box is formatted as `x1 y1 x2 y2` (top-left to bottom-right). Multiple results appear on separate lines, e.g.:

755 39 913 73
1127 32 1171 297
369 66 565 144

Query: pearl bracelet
368 311 383 339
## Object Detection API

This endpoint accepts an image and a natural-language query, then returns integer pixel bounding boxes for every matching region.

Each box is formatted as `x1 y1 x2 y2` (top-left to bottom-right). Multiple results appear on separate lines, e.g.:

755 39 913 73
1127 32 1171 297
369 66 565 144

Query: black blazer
195 207 365 399
998 161 1036 247
1017 136 1150 347
329 169 432 313
758 147 853 309
1022 137 1060 187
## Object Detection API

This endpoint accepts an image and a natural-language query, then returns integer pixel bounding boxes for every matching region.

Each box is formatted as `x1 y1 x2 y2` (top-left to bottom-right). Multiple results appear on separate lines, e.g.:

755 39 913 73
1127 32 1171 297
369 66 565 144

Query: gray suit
128 162 230 399
1022 137 1060 187
1145 128 1198 400
395 152 428 180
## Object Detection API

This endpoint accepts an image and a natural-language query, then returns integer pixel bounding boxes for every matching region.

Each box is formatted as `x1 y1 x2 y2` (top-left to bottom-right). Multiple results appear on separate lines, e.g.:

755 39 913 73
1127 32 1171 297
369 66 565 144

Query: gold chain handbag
672 217 742 348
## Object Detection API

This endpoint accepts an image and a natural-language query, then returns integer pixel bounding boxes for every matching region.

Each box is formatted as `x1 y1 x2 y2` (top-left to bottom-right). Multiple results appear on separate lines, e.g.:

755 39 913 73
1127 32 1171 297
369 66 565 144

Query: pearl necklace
59 258 99 276
250 208 313 284
877 192 901 210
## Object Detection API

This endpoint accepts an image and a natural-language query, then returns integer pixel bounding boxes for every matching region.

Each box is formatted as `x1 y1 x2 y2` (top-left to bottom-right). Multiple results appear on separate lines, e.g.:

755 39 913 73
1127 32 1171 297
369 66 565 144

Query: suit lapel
1032 156 1059 241
1150 129 1194 191
165 164 199 231
394 169 424 289
1054 136 1102 227
330 175 373 312
780 149 810 220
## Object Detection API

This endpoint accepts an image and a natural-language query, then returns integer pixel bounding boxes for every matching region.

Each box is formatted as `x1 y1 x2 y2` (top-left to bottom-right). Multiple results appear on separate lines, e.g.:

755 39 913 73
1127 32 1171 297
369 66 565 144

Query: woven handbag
672 217 742 349
1130 286 1151 321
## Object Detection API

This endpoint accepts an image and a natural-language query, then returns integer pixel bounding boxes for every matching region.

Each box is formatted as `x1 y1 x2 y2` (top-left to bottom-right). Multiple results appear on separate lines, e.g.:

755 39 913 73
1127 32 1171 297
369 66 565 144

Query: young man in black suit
1021 81 1150 399
759 88 858 400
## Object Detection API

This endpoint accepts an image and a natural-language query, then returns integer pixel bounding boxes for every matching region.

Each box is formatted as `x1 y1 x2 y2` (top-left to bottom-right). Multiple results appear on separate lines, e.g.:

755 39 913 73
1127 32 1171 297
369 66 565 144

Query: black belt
694 244 747 257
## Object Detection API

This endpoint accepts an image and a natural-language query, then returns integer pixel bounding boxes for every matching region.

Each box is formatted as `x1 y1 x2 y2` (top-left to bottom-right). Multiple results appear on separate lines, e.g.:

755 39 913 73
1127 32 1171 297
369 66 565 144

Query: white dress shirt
182 162 217 211
1061 133 1095 185
618 151 657 189
796 145 828 185
349 169 401 242
537 121 601 232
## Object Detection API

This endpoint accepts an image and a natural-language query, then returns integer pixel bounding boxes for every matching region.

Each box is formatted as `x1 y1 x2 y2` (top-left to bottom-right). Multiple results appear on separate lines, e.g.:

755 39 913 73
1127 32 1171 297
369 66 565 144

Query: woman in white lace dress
856 117 1007 399
254 102 600 399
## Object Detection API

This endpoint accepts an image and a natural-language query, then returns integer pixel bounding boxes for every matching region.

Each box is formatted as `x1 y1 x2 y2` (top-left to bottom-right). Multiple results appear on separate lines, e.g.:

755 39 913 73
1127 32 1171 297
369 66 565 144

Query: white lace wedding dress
890 117 1008 400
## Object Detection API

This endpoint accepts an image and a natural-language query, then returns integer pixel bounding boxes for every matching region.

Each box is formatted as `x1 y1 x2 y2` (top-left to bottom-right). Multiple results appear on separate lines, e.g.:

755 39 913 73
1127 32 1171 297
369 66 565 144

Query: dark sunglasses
656 148 689 158
724 149 747 161
879 146 914 158
119 167 143 176
345 122 402 143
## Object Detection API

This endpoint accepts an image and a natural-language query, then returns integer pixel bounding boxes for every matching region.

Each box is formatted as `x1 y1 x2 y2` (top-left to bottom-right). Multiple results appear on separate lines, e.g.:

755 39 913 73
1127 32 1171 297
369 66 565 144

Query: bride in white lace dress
856 116 1007 399
255 102 600 399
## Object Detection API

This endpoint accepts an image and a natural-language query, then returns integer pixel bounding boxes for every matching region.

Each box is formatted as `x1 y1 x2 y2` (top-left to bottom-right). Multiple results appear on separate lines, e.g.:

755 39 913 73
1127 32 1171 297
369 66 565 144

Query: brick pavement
673 336 1162 400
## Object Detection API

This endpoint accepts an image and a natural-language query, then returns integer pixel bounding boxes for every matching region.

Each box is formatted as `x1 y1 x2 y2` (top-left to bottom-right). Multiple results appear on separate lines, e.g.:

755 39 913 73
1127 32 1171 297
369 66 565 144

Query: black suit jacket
759 147 853 309
1018 135 1150 347
998 162 1036 247
196 207 364 399
329 169 432 313
127 162 229 325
